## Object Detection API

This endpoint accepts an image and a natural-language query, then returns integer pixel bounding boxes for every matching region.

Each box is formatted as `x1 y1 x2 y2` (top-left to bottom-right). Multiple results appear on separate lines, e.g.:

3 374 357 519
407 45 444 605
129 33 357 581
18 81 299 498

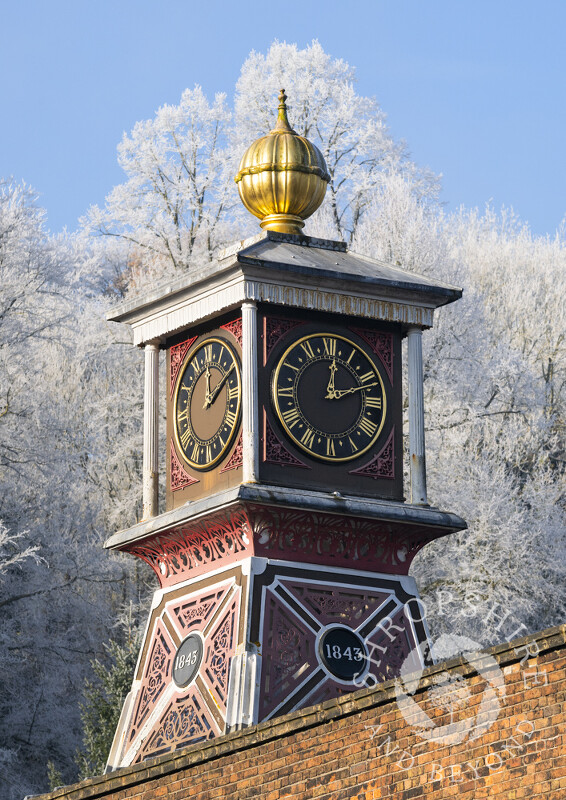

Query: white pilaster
407 326 427 505
241 302 259 483
142 342 160 518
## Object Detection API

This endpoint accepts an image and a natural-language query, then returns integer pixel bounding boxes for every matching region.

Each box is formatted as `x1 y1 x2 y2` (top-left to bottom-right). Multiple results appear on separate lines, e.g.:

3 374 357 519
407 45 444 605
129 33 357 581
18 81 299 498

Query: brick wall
35 625 566 800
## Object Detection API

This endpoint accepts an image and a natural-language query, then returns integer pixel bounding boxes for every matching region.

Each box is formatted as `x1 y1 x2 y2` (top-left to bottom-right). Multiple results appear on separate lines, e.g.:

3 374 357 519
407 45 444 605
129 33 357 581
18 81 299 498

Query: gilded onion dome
234 90 330 234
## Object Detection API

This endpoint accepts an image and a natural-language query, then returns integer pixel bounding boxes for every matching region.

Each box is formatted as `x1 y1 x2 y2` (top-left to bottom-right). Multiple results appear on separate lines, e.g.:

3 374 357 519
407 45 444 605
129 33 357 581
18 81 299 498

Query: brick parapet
34 623 566 800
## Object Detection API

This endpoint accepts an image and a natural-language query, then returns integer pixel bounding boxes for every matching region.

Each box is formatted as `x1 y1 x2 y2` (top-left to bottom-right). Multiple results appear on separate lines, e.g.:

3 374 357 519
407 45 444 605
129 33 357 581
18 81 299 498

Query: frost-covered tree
85 87 238 281
0 183 149 799
75 617 141 779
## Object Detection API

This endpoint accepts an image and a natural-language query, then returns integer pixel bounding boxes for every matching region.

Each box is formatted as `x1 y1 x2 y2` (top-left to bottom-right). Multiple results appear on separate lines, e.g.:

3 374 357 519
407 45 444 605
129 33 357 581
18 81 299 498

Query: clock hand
204 364 235 408
327 382 379 399
325 359 338 399
203 365 212 408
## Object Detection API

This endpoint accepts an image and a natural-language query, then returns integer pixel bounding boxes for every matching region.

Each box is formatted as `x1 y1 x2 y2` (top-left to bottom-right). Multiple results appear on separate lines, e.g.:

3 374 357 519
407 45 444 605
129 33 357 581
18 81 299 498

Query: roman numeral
348 436 358 452
225 409 237 428
360 370 376 384
359 416 377 437
177 408 189 423
180 428 192 448
300 340 316 360
284 361 299 372
228 384 239 401
204 344 213 362
326 438 336 457
300 427 316 449
205 445 212 463
278 386 294 398
191 442 201 462
323 337 337 356
282 407 301 429
366 396 382 409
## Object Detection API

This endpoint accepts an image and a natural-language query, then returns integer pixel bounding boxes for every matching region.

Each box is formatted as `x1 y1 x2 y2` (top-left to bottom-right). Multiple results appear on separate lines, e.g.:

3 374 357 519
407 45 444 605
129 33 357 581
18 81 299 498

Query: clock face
272 332 386 463
174 337 242 471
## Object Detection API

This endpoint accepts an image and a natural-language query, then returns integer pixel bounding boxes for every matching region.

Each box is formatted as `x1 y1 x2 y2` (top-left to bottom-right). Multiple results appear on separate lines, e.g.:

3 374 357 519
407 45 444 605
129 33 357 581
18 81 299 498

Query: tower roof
107 231 463 346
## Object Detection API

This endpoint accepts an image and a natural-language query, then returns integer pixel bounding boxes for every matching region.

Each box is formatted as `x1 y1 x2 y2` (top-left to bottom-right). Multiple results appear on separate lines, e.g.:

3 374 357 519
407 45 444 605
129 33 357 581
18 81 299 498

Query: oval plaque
172 633 203 688
319 626 368 682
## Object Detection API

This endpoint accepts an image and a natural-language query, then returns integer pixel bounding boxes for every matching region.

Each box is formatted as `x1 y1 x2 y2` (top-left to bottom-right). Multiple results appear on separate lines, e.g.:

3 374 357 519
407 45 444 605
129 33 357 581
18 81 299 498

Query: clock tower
104 91 466 769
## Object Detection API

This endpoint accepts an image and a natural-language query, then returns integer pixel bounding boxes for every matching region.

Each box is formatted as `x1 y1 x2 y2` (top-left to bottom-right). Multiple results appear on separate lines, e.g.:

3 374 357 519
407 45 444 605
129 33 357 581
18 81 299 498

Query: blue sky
2 0 564 236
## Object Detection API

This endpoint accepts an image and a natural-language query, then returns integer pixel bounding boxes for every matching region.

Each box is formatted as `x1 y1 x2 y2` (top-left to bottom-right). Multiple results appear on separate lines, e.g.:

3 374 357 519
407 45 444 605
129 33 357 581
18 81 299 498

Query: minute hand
204 364 235 408
326 382 378 400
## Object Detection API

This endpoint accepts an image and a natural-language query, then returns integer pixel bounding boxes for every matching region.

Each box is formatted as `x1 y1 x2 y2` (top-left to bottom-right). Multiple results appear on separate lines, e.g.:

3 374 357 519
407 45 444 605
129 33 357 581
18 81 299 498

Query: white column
142 342 160 518
241 302 259 484
407 326 427 505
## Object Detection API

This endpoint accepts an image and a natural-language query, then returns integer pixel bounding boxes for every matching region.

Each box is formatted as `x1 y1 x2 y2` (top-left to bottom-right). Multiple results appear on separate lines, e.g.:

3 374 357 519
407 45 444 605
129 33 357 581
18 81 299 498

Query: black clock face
272 333 386 462
174 337 241 471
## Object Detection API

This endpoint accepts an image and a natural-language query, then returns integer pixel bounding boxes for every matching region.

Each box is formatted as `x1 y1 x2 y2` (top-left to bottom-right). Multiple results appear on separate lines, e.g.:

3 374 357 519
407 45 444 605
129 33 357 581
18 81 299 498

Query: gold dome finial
234 90 329 235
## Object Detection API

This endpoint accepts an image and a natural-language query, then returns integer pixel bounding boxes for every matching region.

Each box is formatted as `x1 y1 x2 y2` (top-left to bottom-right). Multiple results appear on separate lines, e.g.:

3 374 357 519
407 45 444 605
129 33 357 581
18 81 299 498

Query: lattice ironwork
134 687 217 762
252 507 423 574
365 606 414 684
220 431 243 473
202 595 239 708
259 587 318 718
263 414 311 469
170 335 198 397
349 427 395 480
169 582 233 635
127 620 174 743
220 317 243 347
281 582 390 628
255 569 427 721
349 327 394 384
170 440 199 492
263 315 305 363
124 509 252 588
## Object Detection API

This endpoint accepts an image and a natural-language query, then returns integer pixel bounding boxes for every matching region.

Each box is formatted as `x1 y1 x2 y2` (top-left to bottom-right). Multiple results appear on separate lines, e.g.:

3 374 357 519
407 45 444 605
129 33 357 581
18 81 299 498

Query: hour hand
202 366 213 408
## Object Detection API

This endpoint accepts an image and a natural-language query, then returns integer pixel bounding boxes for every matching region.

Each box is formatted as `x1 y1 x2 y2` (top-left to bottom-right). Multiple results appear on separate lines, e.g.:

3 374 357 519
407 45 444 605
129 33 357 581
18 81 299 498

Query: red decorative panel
170 335 198 397
170 440 199 492
364 605 414 684
302 679 352 708
127 620 175 743
220 431 243 473
168 582 234 637
202 595 239 709
349 427 395 480
263 413 311 469
350 327 393 384
124 509 253 588
263 316 305 364
282 582 390 628
252 507 423 574
259 587 318 718
220 317 243 347
134 686 218 762
255 570 425 721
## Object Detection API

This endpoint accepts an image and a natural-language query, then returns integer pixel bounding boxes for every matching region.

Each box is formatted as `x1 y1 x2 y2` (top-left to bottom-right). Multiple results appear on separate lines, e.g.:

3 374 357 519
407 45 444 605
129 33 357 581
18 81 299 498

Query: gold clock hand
203 365 212 408
328 382 379 399
205 364 235 408
324 359 338 399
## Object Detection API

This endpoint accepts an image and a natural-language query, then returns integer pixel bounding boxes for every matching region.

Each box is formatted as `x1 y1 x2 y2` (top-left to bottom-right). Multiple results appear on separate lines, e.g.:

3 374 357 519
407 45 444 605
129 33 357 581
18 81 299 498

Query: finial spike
273 88 293 132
